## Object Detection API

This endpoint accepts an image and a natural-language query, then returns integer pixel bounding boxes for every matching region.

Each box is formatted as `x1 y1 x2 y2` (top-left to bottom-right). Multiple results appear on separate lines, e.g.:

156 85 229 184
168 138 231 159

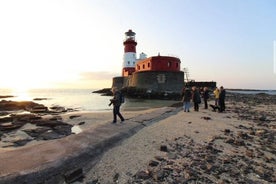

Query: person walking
218 86 226 112
213 87 219 106
109 87 125 123
192 86 201 111
181 87 192 112
202 87 209 109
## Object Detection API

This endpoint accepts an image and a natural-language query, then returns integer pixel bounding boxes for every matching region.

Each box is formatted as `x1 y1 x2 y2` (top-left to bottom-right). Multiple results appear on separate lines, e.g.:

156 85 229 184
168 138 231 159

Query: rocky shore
84 92 276 184
0 92 275 183
0 98 77 148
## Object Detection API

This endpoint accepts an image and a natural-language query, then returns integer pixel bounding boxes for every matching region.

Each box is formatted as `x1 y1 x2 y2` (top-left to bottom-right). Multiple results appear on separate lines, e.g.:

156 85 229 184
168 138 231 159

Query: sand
81 98 276 183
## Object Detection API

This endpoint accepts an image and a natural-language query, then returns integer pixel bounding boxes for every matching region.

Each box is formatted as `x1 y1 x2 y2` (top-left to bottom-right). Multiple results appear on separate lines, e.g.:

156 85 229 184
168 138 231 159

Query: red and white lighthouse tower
122 29 137 77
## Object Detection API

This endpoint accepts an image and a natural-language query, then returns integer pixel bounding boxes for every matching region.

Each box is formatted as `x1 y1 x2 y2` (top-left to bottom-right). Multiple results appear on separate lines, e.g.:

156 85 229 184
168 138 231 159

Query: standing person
109 87 125 123
202 87 209 109
192 86 201 111
182 87 192 112
213 87 219 106
218 86 226 112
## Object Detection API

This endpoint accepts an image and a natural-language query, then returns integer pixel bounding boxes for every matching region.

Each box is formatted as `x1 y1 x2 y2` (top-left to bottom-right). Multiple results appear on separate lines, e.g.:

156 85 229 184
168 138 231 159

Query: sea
0 88 179 112
0 88 275 112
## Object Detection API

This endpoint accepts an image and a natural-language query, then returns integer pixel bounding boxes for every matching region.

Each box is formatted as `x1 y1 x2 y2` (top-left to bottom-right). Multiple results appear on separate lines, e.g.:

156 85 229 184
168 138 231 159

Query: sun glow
10 88 33 101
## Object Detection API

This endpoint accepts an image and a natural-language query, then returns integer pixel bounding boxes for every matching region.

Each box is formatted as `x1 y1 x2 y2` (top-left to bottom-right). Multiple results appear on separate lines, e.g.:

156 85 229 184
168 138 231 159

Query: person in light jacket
213 87 220 106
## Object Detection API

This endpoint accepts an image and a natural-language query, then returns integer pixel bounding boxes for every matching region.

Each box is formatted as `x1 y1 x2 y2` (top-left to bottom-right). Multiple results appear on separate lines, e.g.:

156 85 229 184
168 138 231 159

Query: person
202 87 209 109
181 87 192 112
192 86 201 111
109 87 125 123
218 86 226 112
213 87 220 106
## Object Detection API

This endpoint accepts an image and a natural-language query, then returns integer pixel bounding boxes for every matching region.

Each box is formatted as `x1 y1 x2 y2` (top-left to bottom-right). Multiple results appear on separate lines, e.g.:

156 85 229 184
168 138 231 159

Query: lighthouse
122 29 137 77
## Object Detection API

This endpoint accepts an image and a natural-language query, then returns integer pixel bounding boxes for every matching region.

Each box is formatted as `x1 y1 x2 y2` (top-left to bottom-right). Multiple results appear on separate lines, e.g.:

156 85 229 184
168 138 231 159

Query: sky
0 0 275 90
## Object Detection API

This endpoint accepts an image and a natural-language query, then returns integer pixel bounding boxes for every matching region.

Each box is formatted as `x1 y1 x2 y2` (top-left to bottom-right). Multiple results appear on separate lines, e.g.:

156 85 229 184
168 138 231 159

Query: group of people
109 85 226 124
181 86 226 113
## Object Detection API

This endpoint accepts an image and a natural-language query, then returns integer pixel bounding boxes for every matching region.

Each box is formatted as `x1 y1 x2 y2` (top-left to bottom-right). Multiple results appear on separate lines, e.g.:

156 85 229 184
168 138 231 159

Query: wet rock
49 106 67 113
32 120 68 127
69 115 81 119
40 130 65 140
78 121 85 125
23 127 52 138
33 98 49 101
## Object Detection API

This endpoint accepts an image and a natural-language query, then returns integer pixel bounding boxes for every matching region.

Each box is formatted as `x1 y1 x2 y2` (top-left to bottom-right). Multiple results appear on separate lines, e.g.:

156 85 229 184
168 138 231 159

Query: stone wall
128 71 184 93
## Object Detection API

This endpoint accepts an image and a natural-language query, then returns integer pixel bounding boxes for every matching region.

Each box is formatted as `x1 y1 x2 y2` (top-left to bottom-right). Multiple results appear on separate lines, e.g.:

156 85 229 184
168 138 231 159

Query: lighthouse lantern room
122 29 137 77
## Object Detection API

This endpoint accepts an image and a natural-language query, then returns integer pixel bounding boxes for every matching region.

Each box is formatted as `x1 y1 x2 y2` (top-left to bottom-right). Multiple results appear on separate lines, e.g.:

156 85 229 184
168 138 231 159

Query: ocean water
1 88 275 112
0 88 178 112
227 90 276 95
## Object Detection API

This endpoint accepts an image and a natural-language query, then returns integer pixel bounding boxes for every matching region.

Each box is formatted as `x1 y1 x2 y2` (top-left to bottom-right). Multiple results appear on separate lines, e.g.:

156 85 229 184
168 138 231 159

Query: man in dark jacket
109 87 125 123
192 86 201 111
218 86 226 112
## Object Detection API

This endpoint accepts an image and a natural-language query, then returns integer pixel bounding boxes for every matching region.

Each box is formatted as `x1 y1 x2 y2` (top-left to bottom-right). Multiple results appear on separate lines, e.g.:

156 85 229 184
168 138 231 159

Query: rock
0 122 24 131
69 115 81 119
64 168 84 183
78 121 85 125
40 130 64 140
33 98 49 101
49 106 67 113
113 173 119 183
259 115 267 121
23 127 52 138
160 145 168 152
149 160 159 167
224 129 231 134
154 155 166 161
201 116 212 120
0 95 14 99
135 170 151 179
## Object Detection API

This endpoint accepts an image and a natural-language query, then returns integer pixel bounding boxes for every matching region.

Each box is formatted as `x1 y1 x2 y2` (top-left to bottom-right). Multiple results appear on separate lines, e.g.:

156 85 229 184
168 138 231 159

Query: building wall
128 71 184 93
122 67 135 77
123 39 137 52
136 56 181 72
112 76 125 89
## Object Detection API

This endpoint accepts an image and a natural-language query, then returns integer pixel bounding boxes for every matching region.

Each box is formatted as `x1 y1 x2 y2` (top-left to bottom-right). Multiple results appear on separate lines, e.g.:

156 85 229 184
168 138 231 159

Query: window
128 61 130 65
176 63 178 68
143 64 145 69
168 61 171 67
148 62 150 68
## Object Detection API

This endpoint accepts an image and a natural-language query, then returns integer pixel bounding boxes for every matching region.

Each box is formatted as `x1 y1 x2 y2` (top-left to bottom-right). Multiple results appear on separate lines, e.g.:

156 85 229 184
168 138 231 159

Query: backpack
119 92 125 104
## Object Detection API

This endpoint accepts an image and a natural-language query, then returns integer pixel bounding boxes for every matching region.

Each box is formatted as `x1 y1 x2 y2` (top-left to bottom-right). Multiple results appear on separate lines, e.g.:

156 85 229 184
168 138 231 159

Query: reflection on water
0 88 179 112
71 125 82 134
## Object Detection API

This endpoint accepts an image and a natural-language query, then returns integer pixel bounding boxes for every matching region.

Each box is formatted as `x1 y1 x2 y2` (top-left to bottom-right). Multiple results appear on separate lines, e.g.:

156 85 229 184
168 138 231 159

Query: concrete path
0 107 179 184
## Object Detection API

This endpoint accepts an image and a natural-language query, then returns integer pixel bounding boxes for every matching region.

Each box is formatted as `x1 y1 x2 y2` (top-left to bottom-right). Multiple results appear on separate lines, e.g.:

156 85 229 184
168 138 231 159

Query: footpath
0 107 179 184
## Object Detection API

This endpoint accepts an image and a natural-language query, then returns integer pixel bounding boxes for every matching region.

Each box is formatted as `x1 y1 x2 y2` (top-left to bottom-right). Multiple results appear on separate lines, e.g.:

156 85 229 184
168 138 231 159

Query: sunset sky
0 0 275 90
